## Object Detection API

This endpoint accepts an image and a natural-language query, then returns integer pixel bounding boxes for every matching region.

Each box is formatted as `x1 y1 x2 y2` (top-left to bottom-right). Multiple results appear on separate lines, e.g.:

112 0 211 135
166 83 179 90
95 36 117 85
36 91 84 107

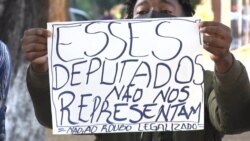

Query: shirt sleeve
26 65 52 128
208 58 250 134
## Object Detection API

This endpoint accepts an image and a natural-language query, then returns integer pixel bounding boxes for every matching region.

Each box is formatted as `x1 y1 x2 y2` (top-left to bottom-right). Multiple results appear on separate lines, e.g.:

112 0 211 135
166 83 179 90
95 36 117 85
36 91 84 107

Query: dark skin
21 0 233 74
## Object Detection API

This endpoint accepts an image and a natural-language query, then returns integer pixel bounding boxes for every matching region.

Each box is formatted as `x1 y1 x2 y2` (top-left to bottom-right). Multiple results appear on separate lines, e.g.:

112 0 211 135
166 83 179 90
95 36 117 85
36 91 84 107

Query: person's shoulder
0 40 9 52
0 40 6 46
0 40 10 54
0 40 11 69
0 40 6 45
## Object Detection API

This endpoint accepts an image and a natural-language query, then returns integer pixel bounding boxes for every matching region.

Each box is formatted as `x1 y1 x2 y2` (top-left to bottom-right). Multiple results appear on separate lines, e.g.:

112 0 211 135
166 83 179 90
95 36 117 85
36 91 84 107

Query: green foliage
190 0 201 7
96 0 118 10
76 0 121 19
76 0 95 18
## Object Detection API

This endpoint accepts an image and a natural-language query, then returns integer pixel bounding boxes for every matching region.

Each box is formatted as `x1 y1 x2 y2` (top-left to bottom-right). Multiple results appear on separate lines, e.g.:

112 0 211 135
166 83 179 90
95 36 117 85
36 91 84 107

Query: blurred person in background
0 40 11 141
100 9 114 20
21 0 250 141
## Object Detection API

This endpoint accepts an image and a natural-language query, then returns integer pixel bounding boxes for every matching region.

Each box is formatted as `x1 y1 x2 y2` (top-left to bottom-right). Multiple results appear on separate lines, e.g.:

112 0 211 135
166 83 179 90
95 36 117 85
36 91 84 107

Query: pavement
45 129 250 141
223 131 250 141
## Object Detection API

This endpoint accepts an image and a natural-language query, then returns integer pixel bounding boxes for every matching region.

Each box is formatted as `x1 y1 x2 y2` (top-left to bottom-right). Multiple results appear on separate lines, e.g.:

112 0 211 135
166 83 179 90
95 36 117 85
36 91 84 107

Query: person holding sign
21 0 250 141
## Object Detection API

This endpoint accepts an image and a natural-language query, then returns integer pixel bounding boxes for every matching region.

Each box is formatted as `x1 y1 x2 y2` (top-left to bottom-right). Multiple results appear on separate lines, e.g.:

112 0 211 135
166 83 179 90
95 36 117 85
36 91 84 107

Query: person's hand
199 21 233 74
21 28 51 73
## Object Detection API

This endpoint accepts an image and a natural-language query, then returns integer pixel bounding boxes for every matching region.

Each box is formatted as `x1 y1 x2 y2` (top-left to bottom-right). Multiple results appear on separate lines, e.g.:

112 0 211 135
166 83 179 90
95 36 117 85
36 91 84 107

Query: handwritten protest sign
47 17 204 134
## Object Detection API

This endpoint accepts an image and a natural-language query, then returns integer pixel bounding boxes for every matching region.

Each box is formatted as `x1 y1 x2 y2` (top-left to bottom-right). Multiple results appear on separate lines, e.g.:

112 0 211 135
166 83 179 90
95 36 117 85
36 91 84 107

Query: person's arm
208 59 250 134
26 66 52 128
200 21 250 133
21 28 52 128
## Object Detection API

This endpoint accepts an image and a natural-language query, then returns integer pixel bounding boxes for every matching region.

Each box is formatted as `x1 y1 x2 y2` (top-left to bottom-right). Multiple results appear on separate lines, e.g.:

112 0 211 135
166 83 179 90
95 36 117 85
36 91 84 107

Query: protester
21 0 250 141
0 40 11 141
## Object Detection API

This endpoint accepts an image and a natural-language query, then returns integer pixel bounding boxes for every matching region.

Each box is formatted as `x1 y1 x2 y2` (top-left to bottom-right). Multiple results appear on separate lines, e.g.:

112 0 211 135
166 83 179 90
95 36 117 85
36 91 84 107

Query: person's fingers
203 43 229 61
203 34 227 49
21 28 49 62
204 44 225 55
200 22 233 73
200 21 232 59
24 51 47 62
31 55 48 73
199 21 230 32
21 28 50 73
22 43 47 53
32 55 48 65
199 21 232 39
24 28 51 37
21 35 47 45
200 26 231 40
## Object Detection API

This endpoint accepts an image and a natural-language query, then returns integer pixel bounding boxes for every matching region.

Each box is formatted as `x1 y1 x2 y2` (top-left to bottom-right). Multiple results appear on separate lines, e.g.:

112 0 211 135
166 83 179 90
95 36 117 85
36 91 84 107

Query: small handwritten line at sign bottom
58 128 67 132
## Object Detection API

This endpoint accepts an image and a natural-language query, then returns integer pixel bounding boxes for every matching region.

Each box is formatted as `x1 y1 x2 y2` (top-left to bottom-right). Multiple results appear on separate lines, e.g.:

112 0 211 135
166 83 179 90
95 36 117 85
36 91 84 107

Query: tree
0 0 48 141
48 0 69 22
0 0 68 141
0 0 48 76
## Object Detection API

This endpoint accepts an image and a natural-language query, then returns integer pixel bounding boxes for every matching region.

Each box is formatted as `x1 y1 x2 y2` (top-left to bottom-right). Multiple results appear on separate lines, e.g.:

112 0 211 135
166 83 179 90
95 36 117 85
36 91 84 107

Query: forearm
214 53 234 74
209 60 250 133
26 66 52 128
215 60 250 107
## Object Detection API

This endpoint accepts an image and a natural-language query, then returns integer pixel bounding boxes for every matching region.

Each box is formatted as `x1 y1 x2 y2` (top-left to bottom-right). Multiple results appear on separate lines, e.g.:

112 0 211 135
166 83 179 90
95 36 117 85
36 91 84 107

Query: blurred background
0 0 249 141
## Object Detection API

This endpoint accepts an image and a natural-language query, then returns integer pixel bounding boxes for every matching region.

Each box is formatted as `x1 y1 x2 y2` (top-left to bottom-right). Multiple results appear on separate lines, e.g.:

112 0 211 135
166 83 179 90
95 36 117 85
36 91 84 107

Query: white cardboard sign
47 17 204 134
